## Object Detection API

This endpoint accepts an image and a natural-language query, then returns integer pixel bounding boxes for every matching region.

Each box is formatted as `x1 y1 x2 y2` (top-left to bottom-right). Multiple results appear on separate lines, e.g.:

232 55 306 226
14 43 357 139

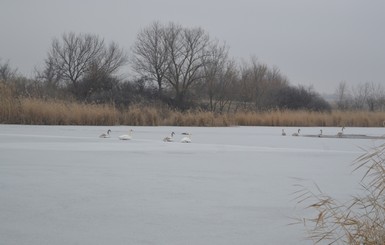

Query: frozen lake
1 124 384 244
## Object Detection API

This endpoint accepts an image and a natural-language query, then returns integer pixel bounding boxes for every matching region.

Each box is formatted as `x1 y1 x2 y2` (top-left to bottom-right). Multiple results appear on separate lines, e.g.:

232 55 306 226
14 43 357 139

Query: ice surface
1 125 384 244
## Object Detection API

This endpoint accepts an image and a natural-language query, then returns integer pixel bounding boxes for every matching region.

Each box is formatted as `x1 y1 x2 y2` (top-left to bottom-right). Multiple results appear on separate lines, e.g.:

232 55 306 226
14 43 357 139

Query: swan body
181 133 192 143
163 132 175 142
119 129 133 140
281 129 286 136
292 129 300 136
337 127 345 138
99 129 111 138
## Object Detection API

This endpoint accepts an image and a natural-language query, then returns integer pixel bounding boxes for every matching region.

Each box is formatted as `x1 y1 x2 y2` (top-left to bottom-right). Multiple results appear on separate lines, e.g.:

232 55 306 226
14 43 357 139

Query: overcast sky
1 0 384 93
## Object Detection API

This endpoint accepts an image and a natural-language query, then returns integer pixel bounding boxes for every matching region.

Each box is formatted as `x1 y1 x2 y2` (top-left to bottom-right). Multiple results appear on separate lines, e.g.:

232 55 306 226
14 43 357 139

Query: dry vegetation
1 96 384 127
294 143 385 244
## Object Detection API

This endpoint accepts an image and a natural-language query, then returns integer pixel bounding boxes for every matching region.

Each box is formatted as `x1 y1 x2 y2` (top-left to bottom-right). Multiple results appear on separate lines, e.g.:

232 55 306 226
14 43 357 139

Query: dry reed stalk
18 98 119 125
120 105 161 126
121 106 143 125
294 143 385 244
0 82 20 123
330 110 385 127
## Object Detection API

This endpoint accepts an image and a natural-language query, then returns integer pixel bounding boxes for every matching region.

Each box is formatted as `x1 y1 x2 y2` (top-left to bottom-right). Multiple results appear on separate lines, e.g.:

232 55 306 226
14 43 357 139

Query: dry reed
0 97 384 126
17 98 119 125
294 143 385 244
0 82 20 123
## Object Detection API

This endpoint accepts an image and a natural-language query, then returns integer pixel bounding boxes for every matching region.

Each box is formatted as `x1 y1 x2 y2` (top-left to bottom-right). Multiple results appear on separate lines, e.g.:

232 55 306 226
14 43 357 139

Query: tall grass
0 82 20 123
294 143 385 244
0 97 384 126
17 98 119 125
234 110 385 127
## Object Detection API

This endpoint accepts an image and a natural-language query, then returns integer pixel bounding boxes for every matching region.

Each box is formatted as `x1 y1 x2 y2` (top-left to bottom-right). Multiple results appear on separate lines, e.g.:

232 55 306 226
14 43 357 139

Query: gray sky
1 0 384 93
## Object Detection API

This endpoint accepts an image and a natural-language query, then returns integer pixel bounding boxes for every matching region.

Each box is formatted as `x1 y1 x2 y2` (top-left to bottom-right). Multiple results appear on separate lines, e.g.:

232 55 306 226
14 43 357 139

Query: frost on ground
0 125 383 245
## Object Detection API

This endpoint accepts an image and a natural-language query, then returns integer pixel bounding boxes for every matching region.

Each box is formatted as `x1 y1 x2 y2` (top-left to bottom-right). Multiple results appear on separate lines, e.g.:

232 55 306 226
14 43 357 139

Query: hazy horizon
1 0 384 94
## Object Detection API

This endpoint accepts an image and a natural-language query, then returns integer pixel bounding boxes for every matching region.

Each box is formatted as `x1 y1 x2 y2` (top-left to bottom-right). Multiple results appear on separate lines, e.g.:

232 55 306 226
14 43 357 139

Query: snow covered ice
0 124 384 244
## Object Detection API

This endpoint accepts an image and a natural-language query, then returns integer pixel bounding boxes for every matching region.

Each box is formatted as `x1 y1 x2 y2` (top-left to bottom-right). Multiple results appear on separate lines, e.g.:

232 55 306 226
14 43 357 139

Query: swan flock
99 127 363 143
100 129 192 143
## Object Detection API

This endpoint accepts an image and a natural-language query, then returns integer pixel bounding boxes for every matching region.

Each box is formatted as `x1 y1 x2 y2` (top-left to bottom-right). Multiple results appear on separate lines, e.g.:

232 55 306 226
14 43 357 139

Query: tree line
335 81 385 111
1 21 383 113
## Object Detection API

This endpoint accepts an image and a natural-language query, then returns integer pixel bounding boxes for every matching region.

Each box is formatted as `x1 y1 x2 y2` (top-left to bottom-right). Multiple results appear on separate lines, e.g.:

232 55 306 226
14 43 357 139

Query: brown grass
16 98 119 125
231 110 385 127
0 97 384 126
0 82 21 123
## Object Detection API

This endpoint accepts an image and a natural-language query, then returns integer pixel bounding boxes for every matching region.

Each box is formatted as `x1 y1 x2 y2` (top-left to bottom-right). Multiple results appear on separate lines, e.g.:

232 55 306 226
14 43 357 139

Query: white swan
292 129 300 136
181 133 192 143
118 129 133 140
282 129 286 136
163 132 175 142
337 127 345 138
99 129 111 138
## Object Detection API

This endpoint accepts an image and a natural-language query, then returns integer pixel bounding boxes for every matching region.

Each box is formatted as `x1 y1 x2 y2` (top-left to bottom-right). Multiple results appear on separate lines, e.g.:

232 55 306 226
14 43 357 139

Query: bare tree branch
46 32 127 94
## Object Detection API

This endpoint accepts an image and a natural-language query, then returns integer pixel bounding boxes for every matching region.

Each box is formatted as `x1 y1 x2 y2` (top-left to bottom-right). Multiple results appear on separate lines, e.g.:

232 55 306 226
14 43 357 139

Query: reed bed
0 97 384 127
230 110 385 127
14 98 119 125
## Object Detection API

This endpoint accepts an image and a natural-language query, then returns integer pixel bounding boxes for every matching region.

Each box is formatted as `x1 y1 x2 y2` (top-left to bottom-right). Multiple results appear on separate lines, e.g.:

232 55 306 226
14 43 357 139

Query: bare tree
340 82 385 111
46 32 127 96
131 22 228 108
251 60 269 109
201 41 229 111
257 66 289 110
48 32 103 89
0 59 18 82
131 21 169 96
351 82 379 111
163 23 211 107
237 58 289 110
335 81 350 110
238 59 256 110
365 82 385 111
214 60 238 113
35 58 62 90
351 83 367 110
96 41 128 77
